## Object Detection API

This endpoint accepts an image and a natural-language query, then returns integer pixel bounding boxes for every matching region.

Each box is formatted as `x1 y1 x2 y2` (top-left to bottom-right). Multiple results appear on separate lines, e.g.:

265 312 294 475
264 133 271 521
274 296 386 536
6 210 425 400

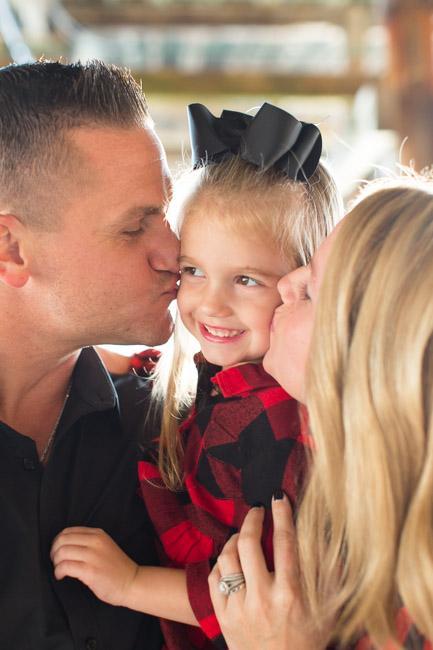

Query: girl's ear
0 214 30 288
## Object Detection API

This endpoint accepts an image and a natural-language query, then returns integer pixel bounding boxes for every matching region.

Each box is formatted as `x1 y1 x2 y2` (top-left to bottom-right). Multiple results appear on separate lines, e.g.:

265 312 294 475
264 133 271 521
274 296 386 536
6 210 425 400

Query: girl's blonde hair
154 154 342 490
298 176 433 648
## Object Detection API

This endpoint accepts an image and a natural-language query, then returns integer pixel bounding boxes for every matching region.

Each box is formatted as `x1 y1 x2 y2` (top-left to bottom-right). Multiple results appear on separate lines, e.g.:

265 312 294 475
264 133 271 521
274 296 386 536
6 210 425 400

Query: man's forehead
63 125 170 189
65 123 158 151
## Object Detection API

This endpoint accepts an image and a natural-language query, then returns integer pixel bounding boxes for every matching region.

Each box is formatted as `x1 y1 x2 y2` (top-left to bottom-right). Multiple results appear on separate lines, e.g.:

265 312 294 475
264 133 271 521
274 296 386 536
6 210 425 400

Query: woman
208 175 433 650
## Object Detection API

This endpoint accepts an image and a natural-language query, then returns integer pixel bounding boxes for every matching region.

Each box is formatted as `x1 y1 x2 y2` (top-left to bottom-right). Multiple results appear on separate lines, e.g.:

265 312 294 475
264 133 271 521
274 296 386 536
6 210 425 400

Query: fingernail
251 501 264 509
273 490 284 501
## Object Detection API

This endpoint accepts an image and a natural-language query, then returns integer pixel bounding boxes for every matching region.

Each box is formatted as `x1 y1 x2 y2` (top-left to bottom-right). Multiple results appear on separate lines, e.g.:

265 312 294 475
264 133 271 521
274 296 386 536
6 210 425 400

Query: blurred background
2 0 433 195
2 0 431 353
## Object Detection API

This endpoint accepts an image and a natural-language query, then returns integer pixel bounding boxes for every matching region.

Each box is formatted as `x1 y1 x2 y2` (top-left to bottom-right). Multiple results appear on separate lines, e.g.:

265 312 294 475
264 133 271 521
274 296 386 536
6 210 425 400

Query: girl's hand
208 493 328 650
50 527 138 607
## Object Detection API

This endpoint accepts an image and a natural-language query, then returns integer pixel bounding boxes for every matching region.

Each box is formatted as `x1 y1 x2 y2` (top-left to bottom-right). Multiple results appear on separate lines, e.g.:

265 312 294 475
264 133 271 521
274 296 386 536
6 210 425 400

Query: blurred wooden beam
62 1 375 28
381 0 433 169
56 2 378 97
132 70 377 95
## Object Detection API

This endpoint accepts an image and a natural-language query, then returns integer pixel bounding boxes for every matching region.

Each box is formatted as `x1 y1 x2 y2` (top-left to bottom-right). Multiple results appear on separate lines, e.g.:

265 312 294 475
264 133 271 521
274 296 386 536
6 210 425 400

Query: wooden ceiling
62 1 374 27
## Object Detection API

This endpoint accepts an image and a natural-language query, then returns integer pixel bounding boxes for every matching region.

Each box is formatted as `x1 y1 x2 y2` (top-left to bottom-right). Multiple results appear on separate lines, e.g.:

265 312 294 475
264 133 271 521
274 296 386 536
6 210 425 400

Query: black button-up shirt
0 347 162 650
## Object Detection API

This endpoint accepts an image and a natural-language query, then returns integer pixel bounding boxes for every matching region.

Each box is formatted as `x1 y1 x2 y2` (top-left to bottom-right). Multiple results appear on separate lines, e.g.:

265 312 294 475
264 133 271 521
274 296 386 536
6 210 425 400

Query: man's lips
199 322 246 342
163 280 179 296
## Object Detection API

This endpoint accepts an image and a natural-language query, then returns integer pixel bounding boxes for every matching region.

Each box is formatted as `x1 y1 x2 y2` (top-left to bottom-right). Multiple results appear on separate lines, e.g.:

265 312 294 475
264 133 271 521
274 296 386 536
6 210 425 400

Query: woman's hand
209 493 328 650
50 527 139 607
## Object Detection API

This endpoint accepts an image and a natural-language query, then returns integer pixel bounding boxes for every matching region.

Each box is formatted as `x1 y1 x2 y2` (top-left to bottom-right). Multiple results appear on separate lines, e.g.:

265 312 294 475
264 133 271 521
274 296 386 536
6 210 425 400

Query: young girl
50 102 342 650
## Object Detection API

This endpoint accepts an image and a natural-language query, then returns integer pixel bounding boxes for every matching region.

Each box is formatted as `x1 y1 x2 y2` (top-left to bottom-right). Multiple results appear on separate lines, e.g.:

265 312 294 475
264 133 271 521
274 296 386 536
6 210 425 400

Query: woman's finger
271 493 300 588
210 534 245 615
215 533 242 576
209 555 226 614
235 505 270 590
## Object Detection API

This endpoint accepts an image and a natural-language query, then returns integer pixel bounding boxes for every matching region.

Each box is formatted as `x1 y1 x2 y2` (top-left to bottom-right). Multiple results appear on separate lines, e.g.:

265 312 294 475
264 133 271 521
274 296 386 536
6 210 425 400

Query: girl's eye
181 266 205 277
236 275 261 287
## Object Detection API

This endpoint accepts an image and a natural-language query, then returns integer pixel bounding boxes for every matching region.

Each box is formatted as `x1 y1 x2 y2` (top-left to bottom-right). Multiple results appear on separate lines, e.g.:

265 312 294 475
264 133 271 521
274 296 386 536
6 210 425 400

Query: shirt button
85 639 98 650
23 458 36 471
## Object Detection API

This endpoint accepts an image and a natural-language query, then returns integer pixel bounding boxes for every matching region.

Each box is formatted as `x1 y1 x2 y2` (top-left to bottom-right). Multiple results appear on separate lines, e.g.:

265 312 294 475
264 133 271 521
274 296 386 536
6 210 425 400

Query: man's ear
0 214 30 288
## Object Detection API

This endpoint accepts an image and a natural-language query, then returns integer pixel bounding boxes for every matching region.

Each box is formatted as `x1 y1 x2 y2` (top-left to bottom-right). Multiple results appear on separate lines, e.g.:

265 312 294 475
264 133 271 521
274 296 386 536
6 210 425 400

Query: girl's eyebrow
178 254 282 279
234 267 282 278
178 254 195 264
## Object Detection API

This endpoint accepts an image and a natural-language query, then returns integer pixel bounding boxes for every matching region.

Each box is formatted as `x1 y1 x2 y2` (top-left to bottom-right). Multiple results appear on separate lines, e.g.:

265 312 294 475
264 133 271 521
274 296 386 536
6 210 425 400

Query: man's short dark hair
0 59 152 229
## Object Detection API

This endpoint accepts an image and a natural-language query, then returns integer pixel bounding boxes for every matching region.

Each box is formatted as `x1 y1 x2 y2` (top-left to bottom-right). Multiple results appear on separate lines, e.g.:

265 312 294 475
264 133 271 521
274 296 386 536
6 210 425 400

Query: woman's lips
199 322 246 342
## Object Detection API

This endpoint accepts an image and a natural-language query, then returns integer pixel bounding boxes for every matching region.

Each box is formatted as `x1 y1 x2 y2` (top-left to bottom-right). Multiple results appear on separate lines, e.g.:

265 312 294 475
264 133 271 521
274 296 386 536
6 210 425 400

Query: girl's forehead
181 204 268 237
180 219 290 275
180 215 271 253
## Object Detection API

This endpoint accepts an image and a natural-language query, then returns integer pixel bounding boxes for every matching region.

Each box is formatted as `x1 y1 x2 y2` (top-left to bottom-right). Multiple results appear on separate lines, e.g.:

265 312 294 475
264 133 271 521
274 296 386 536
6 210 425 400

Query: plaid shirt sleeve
128 348 161 377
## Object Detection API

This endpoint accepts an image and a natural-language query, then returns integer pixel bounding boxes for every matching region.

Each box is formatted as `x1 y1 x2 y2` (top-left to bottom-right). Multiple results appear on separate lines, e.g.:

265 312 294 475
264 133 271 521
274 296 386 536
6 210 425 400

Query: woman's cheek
264 310 310 403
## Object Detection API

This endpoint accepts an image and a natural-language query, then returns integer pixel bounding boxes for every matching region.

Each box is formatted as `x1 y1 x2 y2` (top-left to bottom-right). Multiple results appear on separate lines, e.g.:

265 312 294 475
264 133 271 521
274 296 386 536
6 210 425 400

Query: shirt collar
58 347 121 437
212 363 280 397
72 347 118 410
194 353 280 398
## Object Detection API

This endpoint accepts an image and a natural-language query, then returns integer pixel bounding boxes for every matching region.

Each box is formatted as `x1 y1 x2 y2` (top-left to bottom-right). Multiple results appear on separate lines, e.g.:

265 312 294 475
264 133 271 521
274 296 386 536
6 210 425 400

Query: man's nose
149 220 180 274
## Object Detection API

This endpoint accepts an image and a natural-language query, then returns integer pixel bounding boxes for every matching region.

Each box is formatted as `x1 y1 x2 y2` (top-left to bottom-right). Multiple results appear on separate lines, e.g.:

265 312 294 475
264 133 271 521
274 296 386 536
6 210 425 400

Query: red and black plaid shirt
139 357 308 650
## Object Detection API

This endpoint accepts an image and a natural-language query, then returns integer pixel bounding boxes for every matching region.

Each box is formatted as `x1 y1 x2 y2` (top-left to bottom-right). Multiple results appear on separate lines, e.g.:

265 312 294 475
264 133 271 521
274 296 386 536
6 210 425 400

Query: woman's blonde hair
153 154 342 490
298 175 433 648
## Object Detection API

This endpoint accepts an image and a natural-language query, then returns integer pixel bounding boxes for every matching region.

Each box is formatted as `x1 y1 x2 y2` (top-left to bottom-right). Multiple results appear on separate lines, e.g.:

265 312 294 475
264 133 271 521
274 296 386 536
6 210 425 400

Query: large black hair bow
187 102 322 181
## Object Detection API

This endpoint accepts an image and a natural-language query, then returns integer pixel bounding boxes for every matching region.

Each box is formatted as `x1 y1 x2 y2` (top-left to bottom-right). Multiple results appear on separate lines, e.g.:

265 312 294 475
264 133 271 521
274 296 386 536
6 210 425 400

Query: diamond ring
218 572 246 596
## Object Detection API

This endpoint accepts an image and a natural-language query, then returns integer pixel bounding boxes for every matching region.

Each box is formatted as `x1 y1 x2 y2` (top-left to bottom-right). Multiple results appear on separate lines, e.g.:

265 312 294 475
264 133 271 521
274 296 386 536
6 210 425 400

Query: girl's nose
199 286 233 318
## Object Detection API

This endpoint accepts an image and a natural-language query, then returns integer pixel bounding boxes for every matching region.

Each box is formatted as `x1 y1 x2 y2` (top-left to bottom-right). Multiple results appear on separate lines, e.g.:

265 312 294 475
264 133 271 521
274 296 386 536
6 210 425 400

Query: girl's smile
177 214 291 370
199 323 247 341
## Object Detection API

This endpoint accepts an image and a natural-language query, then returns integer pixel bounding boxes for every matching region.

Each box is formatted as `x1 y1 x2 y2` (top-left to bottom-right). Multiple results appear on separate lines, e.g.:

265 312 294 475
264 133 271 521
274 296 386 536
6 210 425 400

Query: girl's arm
208 494 328 650
50 527 198 626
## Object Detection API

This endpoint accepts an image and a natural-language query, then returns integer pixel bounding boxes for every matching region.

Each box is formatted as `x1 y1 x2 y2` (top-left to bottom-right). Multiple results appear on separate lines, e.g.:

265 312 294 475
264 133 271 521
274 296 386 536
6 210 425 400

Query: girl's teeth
205 325 244 338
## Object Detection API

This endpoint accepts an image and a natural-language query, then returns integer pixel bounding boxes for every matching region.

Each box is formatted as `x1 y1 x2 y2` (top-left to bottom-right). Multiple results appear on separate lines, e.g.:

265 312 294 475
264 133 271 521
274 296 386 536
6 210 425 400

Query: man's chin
94 310 174 349
141 311 174 347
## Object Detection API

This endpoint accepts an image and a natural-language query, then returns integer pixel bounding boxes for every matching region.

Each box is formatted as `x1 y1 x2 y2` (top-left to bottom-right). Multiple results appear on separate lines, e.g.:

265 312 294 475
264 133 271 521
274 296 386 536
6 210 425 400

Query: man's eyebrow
120 205 165 225
125 205 164 218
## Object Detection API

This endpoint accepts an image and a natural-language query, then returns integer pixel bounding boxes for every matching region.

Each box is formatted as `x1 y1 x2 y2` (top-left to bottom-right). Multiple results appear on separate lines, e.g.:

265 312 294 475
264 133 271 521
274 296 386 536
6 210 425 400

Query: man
0 59 179 650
